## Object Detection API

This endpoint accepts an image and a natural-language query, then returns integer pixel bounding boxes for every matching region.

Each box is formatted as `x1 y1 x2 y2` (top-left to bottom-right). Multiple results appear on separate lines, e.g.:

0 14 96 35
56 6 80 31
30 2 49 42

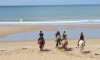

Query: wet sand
0 25 100 37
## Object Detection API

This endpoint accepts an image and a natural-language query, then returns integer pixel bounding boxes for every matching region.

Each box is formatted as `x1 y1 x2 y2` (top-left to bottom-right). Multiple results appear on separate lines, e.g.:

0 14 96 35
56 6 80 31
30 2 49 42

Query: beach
0 25 100 60
0 24 100 37
0 5 100 60
0 39 100 60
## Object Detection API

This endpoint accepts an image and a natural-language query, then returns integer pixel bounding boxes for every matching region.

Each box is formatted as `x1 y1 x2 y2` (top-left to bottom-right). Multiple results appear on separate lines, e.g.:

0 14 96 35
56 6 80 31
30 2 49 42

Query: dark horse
37 37 45 51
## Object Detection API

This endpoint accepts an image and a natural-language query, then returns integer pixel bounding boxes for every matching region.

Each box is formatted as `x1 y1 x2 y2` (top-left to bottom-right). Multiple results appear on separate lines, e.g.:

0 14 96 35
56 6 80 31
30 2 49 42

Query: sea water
0 5 100 41
0 5 100 24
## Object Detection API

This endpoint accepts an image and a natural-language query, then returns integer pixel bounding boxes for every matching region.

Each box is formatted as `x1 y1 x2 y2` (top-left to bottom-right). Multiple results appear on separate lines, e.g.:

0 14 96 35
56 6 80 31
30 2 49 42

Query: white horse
79 40 85 52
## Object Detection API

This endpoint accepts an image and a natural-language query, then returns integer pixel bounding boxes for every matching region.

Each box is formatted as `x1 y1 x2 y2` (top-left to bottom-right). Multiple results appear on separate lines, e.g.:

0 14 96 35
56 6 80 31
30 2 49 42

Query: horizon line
0 4 100 7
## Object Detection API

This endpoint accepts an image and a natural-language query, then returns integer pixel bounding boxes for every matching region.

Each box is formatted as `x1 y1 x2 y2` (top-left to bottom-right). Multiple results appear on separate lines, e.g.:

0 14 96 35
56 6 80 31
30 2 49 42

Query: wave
0 20 100 25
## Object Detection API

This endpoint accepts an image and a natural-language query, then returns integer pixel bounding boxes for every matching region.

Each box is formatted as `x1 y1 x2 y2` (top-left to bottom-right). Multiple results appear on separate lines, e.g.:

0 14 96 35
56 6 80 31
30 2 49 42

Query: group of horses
37 35 85 52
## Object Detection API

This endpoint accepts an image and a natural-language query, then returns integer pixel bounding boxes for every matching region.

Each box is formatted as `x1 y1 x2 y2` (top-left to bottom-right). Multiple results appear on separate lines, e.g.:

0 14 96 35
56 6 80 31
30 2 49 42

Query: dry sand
0 25 100 60
0 39 100 60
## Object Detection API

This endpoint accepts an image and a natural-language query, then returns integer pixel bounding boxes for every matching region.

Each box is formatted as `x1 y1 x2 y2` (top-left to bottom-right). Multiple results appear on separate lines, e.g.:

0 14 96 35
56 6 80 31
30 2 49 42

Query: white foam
0 20 100 25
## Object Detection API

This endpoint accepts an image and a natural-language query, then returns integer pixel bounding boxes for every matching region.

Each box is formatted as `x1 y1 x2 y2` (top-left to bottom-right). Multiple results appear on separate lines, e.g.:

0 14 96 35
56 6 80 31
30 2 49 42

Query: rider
55 30 61 38
77 32 85 46
38 30 44 42
38 31 44 42
38 31 45 51
39 31 44 38
62 31 67 40
55 30 61 47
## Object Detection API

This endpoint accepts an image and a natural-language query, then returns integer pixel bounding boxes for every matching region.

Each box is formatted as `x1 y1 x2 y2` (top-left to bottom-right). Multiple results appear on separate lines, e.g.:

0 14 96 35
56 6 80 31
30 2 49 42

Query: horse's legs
40 45 42 51
82 47 84 52
65 45 67 49
80 46 82 52
40 45 44 51
56 42 58 47
42 45 44 51
58 41 61 46
80 46 83 52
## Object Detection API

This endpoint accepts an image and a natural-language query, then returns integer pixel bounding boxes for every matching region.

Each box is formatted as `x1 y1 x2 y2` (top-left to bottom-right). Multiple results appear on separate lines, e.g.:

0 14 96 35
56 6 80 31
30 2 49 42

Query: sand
0 25 100 37
0 25 100 60
0 39 100 60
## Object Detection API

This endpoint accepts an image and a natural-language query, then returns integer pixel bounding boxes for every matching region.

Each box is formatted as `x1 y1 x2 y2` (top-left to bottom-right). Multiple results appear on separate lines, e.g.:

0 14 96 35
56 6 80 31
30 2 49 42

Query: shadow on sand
82 50 91 54
66 48 73 51
58 47 73 51
42 49 51 52
95 53 100 55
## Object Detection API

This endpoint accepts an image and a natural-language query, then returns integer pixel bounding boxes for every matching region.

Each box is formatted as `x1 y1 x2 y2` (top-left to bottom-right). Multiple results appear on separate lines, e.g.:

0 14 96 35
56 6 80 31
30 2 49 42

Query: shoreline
0 24 100 41
0 38 100 42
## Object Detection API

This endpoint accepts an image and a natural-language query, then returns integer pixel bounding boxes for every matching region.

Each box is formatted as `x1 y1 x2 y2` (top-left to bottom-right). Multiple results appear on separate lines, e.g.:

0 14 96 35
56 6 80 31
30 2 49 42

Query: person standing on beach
37 31 45 51
77 32 85 46
55 30 61 47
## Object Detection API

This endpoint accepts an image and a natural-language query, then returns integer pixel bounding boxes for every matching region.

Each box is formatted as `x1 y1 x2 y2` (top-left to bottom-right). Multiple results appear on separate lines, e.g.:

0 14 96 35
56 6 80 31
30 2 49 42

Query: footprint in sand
22 48 27 50
95 53 100 55
0 50 6 52
17 48 27 50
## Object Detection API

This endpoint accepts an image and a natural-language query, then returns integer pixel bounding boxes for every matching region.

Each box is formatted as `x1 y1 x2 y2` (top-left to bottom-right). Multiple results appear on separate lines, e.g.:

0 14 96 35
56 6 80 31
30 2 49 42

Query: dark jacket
79 35 84 41
39 32 43 37
63 33 67 39
55 32 60 37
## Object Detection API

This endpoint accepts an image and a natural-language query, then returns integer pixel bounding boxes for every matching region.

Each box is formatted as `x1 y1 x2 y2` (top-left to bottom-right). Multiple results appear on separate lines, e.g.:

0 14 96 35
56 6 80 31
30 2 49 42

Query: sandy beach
0 39 100 60
0 25 100 60
0 25 100 37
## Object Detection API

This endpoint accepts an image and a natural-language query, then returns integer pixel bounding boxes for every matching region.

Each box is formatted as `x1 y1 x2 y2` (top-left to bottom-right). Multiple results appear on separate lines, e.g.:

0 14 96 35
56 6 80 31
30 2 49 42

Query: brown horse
61 39 68 49
37 37 45 51
55 35 61 47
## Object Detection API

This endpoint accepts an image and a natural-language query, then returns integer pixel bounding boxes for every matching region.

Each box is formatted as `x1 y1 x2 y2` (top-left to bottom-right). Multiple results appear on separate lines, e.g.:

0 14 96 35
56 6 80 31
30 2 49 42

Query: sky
0 0 100 6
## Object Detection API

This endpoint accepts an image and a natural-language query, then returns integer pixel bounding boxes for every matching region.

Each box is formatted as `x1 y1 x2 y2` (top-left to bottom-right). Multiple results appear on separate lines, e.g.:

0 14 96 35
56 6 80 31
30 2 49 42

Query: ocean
0 5 100 41
0 5 100 25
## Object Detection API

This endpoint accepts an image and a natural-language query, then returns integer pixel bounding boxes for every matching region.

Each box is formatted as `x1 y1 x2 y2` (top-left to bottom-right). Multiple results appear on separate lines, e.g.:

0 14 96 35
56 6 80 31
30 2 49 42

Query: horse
37 37 45 51
55 35 61 47
79 40 85 52
61 39 68 49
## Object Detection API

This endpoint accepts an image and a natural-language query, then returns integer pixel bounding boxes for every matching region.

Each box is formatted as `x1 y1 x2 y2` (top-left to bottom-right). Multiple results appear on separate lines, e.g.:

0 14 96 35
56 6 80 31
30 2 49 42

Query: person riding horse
62 31 67 40
77 32 85 46
60 31 68 49
37 31 45 51
55 30 61 47
39 31 44 38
